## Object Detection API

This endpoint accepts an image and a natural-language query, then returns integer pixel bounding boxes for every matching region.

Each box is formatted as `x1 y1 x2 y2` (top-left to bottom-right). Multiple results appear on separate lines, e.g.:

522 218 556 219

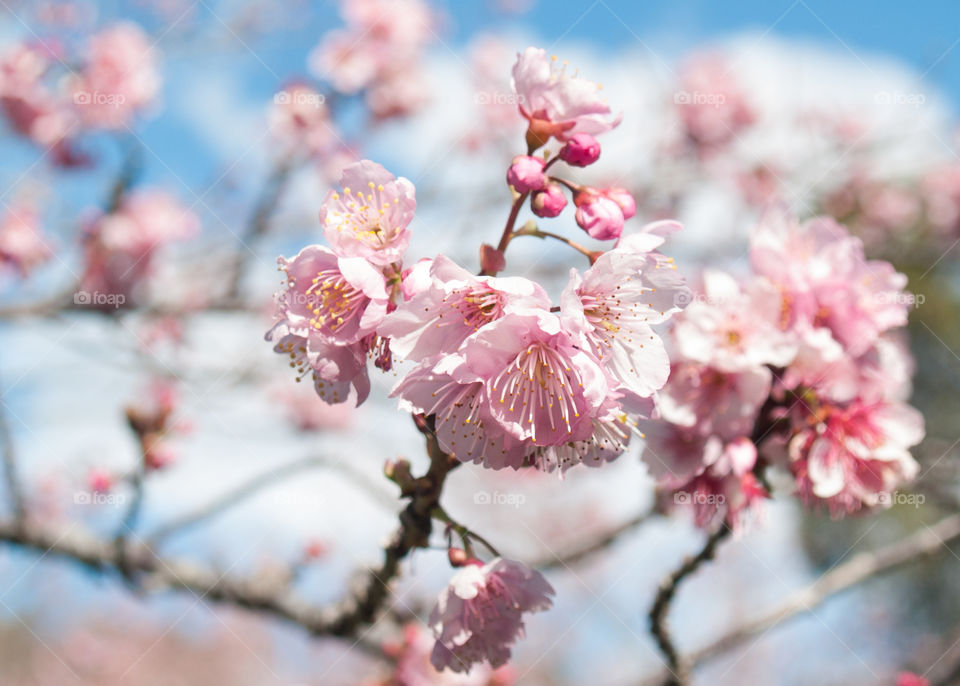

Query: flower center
326 181 400 247
305 268 367 334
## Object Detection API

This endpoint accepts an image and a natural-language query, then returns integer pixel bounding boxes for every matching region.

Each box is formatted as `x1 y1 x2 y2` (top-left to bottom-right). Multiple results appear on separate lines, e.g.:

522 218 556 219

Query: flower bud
601 187 636 219
530 183 567 218
559 133 601 167
506 155 547 193
574 190 624 240
448 547 469 567
480 243 506 275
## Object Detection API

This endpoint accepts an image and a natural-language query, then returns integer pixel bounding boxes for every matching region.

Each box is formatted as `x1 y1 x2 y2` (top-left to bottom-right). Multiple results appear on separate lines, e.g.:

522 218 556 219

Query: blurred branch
226 155 296 300
0 376 25 528
533 507 660 571
638 512 960 685
147 454 393 546
0 417 459 644
648 521 732 686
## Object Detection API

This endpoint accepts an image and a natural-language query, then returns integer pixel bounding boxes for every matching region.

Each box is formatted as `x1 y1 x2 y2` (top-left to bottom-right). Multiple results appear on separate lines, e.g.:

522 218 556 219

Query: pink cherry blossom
511 47 621 147
276 244 389 346
69 22 161 129
674 53 755 154
429 558 553 673
560 237 687 402
380 254 549 364
672 270 796 373
750 211 910 355
267 324 371 405
0 202 51 277
389 622 515 686
319 160 416 266
268 83 338 159
788 399 924 516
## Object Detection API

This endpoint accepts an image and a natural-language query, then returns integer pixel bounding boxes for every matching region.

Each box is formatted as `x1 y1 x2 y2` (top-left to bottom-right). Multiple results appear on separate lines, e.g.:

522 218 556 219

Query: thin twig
648 522 732 686
147 455 392 546
0 375 25 528
534 508 659 571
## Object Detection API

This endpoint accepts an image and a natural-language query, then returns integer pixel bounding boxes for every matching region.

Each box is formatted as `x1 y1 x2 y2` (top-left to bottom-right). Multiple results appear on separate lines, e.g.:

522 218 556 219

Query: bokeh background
1 1 959 684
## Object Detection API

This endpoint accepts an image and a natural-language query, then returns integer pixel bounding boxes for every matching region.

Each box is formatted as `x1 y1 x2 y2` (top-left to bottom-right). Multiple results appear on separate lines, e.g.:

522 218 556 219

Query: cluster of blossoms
266 45 693 673
80 189 199 306
309 0 435 120
0 22 159 165
123 378 188 471
642 209 924 524
0 202 51 277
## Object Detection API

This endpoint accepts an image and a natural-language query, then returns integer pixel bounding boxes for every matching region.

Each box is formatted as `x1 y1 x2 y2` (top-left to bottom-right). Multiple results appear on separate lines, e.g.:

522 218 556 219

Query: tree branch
534 507 659 571
648 521 732 686
0 375 25 528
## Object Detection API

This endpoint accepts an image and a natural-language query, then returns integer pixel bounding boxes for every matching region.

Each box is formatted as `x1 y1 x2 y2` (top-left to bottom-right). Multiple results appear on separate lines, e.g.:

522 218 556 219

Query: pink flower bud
88 469 113 494
480 243 506 275
601 187 636 219
559 133 601 167
447 547 469 567
574 190 625 240
506 155 546 193
530 183 567 217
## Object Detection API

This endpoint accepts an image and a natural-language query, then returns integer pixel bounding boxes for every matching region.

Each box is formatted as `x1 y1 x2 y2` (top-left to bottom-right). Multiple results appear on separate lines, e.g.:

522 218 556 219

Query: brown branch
534 507 659 571
0 376 25 528
637 512 960 685
648 521 732 686
147 455 392 546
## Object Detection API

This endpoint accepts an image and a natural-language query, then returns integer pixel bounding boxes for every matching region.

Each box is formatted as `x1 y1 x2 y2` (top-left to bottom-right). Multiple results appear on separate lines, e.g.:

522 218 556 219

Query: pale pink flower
459 310 612 446
319 160 416 266
672 271 796 373
268 83 337 159
273 383 355 432
276 244 389 346
267 324 371 405
750 211 910 355
511 47 621 146
560 238 687 403
0 203 51 276
80 189 199 302
896 673 930 686
788 400 924 515
656 362 772 440
69 22 161 129
429 558 553 673
674 53 755 154
367 66 431 121
380 254 549 364
390 622 515 686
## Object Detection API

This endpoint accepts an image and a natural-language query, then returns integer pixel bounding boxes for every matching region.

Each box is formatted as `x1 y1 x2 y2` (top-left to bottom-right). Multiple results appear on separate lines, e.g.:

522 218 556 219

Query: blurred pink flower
268 82 338 159
674 53 755 154
0 202 51 276
69 22 161 129
511 47 621 147
429 558 553 673
388 622 515 686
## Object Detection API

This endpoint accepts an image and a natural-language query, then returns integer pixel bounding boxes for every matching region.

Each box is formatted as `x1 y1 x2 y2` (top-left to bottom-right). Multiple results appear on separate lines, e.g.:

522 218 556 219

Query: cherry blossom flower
380 254 549 364
560 235 688 403
387 622 515 686
276 244 389 346
530 183 566 217
267 324 371 405
69 22 161 129
573 190 625 240
0 202 51 276
319 160 416 266
268 83 338 159
559 133 601 167
505 155 546 193
674 53 755 154
788 399 924 515
511 47 621 147
429 558 553 673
